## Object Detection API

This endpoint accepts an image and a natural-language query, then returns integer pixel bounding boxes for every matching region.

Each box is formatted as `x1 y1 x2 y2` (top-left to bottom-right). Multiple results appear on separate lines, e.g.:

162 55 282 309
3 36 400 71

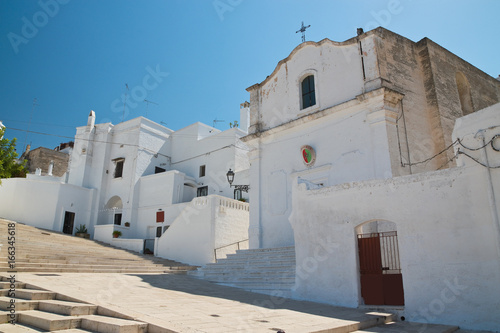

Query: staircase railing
214 239 249 262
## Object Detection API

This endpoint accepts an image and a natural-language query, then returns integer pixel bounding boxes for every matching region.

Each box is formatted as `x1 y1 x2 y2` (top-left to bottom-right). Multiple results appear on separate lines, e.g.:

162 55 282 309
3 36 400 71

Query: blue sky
1 0 499 152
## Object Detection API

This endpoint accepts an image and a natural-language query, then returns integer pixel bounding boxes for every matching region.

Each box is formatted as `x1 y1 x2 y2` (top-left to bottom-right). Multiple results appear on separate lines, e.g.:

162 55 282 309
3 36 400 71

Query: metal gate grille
357 230 404 306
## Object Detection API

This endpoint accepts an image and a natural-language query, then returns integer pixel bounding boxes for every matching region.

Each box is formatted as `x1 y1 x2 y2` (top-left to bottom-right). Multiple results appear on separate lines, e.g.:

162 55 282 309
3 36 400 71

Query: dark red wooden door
358 232 404 306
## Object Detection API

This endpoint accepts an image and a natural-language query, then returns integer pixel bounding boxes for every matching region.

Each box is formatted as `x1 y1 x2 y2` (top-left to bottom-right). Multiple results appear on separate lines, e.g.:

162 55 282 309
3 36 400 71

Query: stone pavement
12 272 400 333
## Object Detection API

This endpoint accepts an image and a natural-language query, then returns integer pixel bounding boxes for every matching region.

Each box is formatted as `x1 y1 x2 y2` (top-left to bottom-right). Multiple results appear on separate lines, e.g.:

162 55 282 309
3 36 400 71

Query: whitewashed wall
289 104 500 331
247 90 396 249
254 40 366 131
0 178 96 236
156 195 249 266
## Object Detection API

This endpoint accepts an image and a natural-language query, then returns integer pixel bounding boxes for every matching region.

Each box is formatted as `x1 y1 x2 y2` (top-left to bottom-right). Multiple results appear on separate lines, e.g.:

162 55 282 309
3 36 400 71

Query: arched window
301 75 316 109
455 72 474 116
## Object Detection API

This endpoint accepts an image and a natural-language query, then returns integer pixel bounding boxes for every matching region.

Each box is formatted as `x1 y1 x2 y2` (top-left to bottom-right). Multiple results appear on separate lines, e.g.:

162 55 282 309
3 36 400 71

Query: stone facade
25 147 70 177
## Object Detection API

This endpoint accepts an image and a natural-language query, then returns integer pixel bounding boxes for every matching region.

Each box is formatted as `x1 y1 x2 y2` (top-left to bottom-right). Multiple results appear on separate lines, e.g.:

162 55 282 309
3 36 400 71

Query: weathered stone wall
26 147 70 177
372 28 500 173
423 37 500 163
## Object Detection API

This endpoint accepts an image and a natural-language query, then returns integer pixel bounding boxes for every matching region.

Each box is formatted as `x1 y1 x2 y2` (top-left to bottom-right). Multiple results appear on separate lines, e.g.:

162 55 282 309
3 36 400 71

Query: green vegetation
0 127 27 184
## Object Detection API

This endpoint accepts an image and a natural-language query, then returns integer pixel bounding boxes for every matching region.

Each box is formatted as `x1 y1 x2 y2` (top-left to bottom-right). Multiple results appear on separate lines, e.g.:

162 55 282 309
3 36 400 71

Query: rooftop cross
296 21 311 43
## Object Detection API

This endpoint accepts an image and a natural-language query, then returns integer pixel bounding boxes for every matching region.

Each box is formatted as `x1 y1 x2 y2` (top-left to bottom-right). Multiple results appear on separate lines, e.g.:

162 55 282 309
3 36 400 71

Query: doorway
63 211 75 235
356 221 404 306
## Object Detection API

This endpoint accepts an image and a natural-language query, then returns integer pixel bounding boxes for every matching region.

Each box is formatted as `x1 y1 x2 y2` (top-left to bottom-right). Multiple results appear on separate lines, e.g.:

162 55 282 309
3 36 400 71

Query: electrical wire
6 126 250 162
458 150 500 169
402 139 459 167
458 136 496 151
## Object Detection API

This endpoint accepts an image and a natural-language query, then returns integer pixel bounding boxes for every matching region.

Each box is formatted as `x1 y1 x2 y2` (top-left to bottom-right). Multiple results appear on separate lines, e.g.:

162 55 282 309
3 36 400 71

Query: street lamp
226 168 249 192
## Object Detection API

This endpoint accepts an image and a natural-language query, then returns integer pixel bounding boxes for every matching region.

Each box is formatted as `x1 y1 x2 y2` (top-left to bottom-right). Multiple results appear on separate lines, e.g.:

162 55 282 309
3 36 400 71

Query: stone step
0 309 17 324
204 260 295 270
202 264 295 272
12 258 171 265
0 289 56 300
0 282 26 289
0 267 185 274
217 281 295 290
226 253 296 261
10 263 174 269
202 269 295 277
38 300 97 316
17 310 81 331
0 323 47 332
352 320 459 332
0 220 195 275
0 296 39 311
80 315 148 333
235 246 295 254
205 275 296 284
206 259 295 267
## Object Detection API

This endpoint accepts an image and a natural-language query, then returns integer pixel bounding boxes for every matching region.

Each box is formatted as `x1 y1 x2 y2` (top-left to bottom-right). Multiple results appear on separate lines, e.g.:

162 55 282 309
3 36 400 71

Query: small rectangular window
197 186 208 197
114 213 122 226
113 158 124 178
156 227 162 237
199 165 206 177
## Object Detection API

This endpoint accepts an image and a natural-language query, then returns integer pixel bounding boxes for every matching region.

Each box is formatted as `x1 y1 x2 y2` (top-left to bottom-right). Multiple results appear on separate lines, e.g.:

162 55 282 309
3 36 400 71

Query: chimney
87 110 96 131
357 28 364 36
48 160 54 176
239 101 250 134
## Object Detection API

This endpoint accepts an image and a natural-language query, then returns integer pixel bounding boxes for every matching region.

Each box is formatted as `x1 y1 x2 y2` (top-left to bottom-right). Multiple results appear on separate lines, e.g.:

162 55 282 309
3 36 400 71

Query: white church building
235 27 500 330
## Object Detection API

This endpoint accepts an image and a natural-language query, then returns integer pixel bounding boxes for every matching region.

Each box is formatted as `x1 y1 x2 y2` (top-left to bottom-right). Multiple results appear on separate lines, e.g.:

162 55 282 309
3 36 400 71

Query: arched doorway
356 220 404 306
105 196 123 226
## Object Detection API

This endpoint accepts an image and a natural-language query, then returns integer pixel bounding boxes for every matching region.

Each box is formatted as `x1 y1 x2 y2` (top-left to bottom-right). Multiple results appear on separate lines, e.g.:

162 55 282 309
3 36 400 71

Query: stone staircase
190 246 296 297
0 220 195 274
0 275 157 332
190 247 462 333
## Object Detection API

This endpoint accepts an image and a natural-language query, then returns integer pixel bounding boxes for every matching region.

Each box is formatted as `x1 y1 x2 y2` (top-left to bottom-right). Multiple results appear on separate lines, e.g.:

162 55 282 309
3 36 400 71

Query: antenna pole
212 118 225 128
122 84 129 123
143 99 158 117
24 98 38 151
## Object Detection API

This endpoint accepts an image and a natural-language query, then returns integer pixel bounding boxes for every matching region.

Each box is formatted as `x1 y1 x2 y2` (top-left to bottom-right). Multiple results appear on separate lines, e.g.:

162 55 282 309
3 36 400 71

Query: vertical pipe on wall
478 130 500 258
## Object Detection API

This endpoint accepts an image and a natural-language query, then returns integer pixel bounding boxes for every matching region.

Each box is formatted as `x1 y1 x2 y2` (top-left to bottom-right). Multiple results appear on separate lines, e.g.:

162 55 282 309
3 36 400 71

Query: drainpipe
477 130 500 258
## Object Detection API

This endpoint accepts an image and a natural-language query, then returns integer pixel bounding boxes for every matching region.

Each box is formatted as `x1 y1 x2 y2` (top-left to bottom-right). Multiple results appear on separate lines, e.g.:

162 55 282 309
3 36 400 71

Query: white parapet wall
289 103 500 331
0 178 96 236
94 224 144 253
156 195 249 266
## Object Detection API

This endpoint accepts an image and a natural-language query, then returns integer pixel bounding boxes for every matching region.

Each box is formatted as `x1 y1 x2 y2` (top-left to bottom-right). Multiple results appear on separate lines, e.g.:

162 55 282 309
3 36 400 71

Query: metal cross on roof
296 21 311 43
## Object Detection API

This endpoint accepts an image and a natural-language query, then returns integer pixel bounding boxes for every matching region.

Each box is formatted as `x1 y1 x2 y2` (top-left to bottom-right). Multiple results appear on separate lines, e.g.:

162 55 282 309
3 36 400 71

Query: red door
358 232 404 306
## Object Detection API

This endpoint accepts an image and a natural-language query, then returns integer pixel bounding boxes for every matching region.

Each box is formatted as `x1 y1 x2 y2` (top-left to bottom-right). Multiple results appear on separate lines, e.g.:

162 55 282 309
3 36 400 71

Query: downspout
258 137 263 249
478 130 500 258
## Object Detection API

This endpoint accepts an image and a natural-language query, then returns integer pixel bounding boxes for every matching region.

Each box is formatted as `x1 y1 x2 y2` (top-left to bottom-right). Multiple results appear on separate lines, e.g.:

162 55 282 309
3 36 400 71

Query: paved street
14 272 396 332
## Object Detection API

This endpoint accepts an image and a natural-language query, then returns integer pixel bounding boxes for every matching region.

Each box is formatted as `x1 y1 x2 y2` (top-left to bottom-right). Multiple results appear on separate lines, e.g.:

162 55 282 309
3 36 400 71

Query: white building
238 27 500 330
0 107 251 265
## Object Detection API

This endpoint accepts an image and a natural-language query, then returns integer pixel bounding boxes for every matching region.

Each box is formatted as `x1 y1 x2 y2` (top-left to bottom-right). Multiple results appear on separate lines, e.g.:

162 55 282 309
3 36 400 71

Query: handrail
214 239 249 262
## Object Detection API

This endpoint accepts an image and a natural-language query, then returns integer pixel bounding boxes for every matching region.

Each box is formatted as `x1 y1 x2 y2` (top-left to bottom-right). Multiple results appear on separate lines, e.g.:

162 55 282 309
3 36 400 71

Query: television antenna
212 118 225 128
24 98 39 152
296 21 311 43
143 99 158 117
122 84 129 123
